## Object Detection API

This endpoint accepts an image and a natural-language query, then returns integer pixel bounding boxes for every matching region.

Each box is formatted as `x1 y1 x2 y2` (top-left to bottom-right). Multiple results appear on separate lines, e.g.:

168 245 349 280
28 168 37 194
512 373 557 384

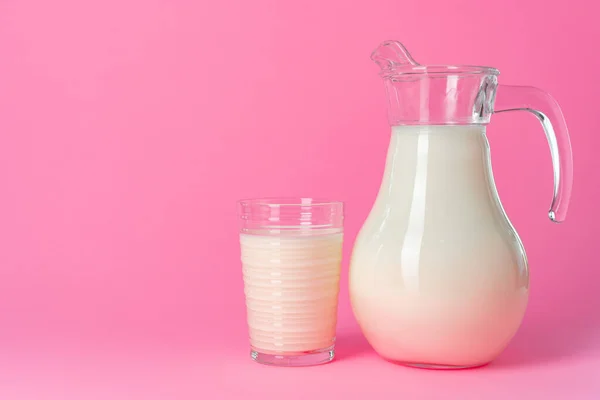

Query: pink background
0 0 598 398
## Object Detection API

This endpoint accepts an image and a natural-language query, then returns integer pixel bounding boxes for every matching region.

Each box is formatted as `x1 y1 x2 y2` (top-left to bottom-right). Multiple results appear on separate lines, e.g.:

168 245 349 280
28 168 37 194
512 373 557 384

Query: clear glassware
238 198 344 366
370 40 572 221
349 41 573 369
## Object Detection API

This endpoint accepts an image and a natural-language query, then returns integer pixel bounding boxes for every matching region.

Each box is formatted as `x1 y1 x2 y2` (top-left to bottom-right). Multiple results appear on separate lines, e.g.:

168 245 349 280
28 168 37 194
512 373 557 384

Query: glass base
250 346 335 367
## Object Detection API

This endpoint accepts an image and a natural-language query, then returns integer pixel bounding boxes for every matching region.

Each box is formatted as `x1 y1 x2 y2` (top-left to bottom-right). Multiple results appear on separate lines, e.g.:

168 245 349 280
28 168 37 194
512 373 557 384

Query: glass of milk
238 198 344 366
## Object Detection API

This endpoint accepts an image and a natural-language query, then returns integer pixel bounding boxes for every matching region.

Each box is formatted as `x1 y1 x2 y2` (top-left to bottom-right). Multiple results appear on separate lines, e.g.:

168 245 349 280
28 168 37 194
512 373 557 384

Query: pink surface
0 0 598 398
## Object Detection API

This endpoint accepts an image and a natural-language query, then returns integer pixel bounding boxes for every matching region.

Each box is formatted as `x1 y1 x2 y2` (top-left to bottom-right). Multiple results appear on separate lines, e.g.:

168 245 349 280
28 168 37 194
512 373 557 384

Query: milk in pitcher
350 125 529 367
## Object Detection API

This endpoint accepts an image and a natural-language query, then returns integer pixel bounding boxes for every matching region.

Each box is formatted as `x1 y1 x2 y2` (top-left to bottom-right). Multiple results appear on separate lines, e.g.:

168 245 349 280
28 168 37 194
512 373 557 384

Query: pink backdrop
1 0 599 398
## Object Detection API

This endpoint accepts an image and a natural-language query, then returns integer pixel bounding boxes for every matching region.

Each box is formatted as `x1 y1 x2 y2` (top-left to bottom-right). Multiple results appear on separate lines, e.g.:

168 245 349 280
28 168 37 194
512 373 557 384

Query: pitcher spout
371 40 420 73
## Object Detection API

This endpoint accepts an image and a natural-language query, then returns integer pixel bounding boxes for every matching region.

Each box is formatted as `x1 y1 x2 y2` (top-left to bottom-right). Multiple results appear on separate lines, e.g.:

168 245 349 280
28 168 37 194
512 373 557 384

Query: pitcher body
350 125 528 367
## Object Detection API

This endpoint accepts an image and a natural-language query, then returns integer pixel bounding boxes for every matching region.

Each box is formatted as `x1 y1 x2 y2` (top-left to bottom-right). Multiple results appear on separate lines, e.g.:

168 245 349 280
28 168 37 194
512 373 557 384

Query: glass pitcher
349 41 573 369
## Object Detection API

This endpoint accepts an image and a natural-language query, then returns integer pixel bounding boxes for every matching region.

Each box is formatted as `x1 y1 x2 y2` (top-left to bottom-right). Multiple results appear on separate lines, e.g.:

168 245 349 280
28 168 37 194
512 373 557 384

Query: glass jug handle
493 85 573 223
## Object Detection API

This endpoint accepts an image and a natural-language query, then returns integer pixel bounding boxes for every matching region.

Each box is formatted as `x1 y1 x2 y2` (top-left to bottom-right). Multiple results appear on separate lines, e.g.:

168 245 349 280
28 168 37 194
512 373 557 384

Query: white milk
349 125 529 367
240 232 343 354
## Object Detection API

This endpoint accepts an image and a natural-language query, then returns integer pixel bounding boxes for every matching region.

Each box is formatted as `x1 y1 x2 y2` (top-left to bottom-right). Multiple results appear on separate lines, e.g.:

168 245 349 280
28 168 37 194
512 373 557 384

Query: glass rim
237 197 344 208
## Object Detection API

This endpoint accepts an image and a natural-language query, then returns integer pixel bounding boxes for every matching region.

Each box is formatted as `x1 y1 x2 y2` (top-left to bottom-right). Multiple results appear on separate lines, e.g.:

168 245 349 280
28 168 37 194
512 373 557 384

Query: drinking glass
238 197 344 366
